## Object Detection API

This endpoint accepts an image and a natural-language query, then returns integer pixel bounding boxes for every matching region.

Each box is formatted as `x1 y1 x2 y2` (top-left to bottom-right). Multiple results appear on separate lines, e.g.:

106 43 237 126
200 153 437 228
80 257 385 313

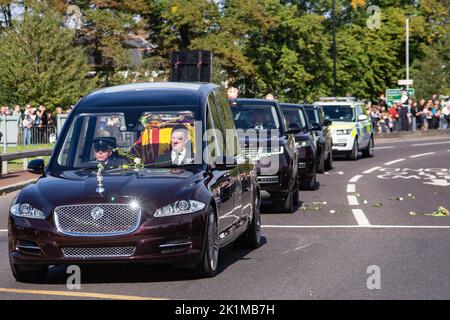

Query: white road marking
347 195 359 206
384 159 405 165
409 152 435 158
362 166 381 174
293 243 313 251
374 146 394 150
282 243 314 254
412 141 450 147
349 175 363 183
263 225 450 229
352 209 371 227
346 184 356 193
0 230 6 232
324 171 344 175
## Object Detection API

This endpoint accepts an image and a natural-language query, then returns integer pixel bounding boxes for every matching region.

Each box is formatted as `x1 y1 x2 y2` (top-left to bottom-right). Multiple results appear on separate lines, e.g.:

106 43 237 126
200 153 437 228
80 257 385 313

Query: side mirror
27 159 45 175
358 115 368 121
286 123 302 134
311 123 322 131
214 156 237 170
323 119 332 126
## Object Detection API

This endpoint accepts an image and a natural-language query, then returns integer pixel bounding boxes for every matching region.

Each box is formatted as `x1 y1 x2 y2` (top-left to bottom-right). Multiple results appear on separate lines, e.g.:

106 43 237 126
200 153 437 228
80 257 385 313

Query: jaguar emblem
91 207 104 220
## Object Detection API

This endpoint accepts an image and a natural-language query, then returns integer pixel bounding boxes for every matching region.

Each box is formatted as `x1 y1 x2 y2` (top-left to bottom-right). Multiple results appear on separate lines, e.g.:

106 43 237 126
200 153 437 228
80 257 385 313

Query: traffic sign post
386 88 415 106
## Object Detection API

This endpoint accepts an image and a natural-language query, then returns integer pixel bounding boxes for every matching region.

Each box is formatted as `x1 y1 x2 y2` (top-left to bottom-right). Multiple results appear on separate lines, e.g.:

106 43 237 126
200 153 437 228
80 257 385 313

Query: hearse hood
17 168 206 212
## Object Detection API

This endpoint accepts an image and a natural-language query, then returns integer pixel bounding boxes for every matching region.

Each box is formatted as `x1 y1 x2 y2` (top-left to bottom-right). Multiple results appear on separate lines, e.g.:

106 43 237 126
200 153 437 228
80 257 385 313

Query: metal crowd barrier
19 125 57 145
0 148 53 177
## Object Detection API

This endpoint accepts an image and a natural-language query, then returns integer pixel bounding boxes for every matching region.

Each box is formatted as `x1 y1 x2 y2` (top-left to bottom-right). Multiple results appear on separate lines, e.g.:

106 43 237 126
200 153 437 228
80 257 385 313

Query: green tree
0 1 96 108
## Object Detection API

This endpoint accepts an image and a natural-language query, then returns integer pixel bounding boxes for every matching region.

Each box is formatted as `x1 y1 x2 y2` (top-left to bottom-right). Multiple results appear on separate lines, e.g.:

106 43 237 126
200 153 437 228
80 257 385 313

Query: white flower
134 157 142 165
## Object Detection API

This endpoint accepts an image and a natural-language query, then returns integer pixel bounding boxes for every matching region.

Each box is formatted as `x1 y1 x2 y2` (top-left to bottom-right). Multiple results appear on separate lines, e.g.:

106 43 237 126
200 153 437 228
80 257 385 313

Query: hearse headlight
154 200 206 218
336 129 353 135
10 203 45 219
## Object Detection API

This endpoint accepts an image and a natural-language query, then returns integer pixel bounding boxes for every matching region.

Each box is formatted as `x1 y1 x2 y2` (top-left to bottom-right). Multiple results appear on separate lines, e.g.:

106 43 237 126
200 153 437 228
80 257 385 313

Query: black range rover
8 82 261 281
303 104 333 172
231 98 300 213
280 103 318 190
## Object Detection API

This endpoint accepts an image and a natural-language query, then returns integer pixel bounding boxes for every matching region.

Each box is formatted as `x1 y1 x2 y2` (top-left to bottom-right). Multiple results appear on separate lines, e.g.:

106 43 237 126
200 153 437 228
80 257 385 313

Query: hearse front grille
54 204 141 237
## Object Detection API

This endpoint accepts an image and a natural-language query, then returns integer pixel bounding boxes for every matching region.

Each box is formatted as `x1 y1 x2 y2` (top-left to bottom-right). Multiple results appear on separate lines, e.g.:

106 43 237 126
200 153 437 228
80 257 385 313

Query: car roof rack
319 97 356 102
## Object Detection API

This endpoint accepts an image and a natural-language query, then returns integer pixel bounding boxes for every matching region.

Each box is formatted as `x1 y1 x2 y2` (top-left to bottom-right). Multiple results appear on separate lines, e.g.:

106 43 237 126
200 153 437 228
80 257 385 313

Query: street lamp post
406 15 410 91
332 0 337 96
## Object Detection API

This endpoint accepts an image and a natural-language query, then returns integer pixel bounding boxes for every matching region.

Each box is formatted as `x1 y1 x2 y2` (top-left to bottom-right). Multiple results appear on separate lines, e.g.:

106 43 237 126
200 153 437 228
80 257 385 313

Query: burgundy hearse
8 82 261 282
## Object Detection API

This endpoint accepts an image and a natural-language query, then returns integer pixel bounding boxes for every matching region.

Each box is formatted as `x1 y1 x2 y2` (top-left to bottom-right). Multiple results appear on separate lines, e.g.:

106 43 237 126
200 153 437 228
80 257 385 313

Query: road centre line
412 141 450 147
347 195 359 206
409 152 435 158
384 159 405 165
362 166 381 174
374 146 394 150
0 288 166 300
263 225 450 229
352 209 371 227
349 175 363 183
346 184 356 193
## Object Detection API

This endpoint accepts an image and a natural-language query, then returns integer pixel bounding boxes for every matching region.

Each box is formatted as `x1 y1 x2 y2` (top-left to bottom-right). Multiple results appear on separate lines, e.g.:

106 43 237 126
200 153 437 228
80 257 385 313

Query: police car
315 97 374 160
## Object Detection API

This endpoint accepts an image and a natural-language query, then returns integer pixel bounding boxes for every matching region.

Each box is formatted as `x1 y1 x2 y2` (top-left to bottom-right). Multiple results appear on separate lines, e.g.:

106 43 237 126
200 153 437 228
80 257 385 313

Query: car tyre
348 139 358 161
196 207 219 277
316 149 325 173
362 136 374 158
324 148 333 170
274 181 296 213
10 259 48 283
236 193 261 249
301 165 317 191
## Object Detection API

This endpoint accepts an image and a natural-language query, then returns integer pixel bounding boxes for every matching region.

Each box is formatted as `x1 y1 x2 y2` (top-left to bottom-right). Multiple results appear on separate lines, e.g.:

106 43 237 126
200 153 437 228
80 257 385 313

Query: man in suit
93 137 130 168
156 125 193 165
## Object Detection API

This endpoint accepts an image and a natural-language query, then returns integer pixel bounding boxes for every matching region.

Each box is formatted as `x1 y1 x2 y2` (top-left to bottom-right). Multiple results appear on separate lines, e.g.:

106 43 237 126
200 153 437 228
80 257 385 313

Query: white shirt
171 149 186 165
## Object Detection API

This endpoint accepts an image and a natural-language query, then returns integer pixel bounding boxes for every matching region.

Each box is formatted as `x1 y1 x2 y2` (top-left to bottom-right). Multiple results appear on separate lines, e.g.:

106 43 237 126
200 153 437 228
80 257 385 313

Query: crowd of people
0 104 70 145
368 94 450 133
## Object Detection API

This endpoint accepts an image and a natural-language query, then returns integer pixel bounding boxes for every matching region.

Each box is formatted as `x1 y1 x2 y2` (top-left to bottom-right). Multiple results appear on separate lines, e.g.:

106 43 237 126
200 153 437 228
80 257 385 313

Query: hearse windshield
55 109 201 170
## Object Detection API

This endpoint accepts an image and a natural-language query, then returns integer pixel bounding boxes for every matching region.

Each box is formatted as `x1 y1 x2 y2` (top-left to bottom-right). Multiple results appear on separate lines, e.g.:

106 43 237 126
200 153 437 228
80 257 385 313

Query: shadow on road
34 237 268 285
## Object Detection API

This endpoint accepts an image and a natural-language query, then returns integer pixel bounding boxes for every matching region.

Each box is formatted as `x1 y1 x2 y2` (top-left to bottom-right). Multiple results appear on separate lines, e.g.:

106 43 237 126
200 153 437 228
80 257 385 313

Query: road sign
386 88 415 106
398 79 413 86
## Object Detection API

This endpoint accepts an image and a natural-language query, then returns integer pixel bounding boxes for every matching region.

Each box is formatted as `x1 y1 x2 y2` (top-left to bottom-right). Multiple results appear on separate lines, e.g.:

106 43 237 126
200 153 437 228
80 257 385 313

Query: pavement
0 135 450 300
0 171 38 195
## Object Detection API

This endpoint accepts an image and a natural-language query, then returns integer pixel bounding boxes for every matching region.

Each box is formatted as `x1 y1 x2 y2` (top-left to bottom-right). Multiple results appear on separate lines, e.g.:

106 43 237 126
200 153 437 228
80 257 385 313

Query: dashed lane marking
347 195 359 206
346 184 356 193
411 141 450 147
0 288 167 300
409 152 435 158
374 146 394 150
349 175 363 183
352 209 371 227
362 166 381 174
384 159 405 165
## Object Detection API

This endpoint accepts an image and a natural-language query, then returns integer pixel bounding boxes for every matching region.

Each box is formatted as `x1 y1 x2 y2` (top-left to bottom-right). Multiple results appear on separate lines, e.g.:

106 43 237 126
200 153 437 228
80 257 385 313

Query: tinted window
303 107 320 125
231 104 280 130
281 107 307 130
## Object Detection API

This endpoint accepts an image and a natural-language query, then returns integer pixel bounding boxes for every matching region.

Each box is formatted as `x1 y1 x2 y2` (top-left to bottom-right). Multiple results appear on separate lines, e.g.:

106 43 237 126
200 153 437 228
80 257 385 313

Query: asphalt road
1 136 450 300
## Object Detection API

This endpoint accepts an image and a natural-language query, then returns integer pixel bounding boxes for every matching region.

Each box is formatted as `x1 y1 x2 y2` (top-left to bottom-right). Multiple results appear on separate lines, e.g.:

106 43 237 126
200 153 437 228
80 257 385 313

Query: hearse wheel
196 207 219 277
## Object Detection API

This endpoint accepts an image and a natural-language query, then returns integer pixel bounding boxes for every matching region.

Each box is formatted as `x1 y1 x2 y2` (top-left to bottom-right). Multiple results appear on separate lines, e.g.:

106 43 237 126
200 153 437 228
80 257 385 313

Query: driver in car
93 136 130 168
